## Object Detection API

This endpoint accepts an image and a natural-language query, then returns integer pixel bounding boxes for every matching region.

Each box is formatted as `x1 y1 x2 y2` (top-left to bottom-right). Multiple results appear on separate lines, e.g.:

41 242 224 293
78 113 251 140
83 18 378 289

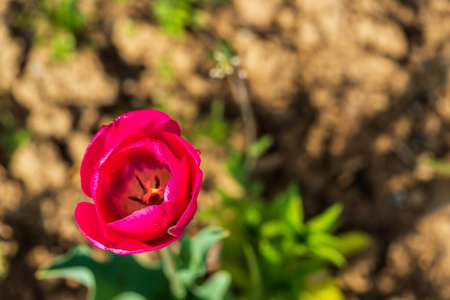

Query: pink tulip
75 110 202 254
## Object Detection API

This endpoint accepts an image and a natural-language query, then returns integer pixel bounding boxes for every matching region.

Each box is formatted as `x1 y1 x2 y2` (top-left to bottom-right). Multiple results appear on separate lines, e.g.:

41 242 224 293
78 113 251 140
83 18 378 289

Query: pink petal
161 132 201 197
169 168 203 237
162 132 201 166
93 173 130 243
81 111 180 197
108 234 181 255
142 140 181 174
93 139 180 242
75 202 180 254
74 202 113 251
107 204 172 241
99 137 177 179
164 156 191 224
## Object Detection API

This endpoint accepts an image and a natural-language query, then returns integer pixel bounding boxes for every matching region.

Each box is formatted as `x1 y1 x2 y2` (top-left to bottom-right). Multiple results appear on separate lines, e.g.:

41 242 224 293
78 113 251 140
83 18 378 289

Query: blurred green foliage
157 56 176 84
40 0 87 32
425 157 450 176
152 0 230 39
0 107 31 162
192 99 234 144
0 244 6 283
37 228 231 300
153 0 205 39
16 0 88 61
199 131 370 299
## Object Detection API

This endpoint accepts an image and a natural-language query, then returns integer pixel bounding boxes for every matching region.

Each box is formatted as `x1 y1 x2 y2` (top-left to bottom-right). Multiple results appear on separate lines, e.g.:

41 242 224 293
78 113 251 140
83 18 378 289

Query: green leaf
37 246 170 300
260 221 290 239
161 246 187 299
179 227 229 276
310 246 346 268
112 292 147 300
247 135 273 159
284 185 304 233
243 205 261 226
192 271 232 300
307 232 341 249
259 239 282 265
306 204 343 233
243 243 262 300
270 184 304 233
335 231 371 257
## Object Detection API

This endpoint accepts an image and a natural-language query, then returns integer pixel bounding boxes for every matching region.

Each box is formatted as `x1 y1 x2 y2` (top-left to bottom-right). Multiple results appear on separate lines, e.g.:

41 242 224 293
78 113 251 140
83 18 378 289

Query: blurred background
1 0 450 299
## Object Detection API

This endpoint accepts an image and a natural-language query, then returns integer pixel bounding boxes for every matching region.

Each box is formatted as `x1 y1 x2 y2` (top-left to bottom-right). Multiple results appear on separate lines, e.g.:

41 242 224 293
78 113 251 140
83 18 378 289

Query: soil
1 0 450 299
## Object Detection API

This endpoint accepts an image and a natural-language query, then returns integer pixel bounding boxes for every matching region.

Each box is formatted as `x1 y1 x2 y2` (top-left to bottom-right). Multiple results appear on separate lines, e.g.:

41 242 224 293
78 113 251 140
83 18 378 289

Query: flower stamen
129 175 164 205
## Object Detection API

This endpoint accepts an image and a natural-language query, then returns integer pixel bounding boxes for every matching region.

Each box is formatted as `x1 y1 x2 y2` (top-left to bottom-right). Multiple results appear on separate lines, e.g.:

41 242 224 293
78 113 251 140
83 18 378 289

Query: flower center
128 175 164 205
110 165 171 219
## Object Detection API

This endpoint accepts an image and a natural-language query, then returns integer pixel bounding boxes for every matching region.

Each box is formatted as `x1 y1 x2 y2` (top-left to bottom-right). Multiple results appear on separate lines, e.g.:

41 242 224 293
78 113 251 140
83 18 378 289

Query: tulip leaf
161 246 187 299
111 292 147 300
306 203 343 233
179 227 229 276
37 245 170 300
192 271 232 300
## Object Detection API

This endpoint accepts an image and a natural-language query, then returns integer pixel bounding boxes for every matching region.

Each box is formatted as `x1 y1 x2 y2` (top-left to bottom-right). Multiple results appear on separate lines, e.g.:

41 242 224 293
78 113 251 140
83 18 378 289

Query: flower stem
161 246 186 299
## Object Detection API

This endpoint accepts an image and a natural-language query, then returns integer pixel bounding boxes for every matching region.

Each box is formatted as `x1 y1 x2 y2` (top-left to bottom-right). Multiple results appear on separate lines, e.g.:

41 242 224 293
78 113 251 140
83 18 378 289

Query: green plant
0 107 31 163
153 0 206 39
202 137 371 300
38 228 231 300
40 0 87 32
16 0 88 61
191 99 234 144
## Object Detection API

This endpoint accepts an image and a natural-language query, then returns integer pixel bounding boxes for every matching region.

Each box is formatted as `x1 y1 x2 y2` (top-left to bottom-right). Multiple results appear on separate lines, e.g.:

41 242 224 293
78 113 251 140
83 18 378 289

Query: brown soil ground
1 0 450 299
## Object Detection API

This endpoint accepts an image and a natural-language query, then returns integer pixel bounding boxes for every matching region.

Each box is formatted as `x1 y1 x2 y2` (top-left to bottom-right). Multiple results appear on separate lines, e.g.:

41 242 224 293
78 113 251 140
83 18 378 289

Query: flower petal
162 132 201 166
81 110 180 197
93 173 130 243
74 202 112 251
108 234 181 255
107 203 172 241
99 137 178 179
75 202 180 255
169 168 203 237
164 155 191 224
